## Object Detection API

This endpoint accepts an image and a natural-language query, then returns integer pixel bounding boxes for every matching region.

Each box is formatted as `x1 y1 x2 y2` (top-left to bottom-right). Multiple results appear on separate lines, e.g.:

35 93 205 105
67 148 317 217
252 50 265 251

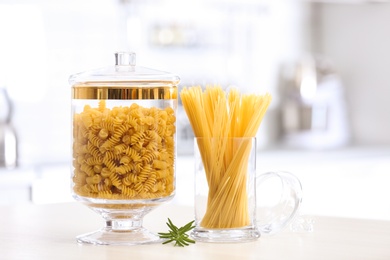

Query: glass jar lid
69 52 180 86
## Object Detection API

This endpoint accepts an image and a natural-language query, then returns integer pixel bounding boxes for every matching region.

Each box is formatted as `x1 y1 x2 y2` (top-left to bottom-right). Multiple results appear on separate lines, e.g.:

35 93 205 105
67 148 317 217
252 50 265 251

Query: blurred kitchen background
1 0 389 221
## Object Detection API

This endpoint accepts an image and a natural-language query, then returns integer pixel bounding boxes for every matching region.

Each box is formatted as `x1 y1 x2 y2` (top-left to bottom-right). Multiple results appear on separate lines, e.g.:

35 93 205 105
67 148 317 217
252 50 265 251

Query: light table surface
1 202 389 260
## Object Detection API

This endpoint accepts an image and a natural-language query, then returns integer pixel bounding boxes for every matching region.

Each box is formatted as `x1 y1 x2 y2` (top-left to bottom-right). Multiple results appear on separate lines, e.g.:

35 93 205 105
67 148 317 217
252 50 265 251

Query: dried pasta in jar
72 100 176 200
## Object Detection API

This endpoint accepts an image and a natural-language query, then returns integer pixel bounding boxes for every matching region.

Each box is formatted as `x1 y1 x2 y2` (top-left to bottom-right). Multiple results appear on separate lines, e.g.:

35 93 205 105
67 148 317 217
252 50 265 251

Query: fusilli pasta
72 100 175 200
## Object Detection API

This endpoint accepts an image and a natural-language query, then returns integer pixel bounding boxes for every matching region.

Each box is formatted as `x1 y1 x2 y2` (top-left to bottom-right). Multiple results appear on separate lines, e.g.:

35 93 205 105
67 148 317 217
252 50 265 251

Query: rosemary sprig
158 218 196 247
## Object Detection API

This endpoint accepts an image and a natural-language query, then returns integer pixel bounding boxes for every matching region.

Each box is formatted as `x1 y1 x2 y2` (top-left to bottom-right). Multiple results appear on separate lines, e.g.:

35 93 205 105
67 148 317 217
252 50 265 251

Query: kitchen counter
1 202 390 260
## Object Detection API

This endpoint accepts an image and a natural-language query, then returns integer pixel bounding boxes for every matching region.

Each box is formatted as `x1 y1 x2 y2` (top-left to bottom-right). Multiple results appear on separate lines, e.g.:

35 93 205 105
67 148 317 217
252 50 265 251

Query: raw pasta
72 100 176 200
180 85 271 229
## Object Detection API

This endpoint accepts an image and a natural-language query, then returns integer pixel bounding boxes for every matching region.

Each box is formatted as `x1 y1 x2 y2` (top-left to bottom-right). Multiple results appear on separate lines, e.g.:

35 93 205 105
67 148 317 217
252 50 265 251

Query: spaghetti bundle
180 85 271 228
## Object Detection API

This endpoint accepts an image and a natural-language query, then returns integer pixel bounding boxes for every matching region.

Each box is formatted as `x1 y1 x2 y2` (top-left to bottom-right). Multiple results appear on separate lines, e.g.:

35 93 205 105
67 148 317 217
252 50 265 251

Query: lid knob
115 52 136 68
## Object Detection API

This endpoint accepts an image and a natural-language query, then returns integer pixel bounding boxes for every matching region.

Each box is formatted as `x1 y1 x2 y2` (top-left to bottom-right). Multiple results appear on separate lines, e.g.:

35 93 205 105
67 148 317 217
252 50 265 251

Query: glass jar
69 52 179 245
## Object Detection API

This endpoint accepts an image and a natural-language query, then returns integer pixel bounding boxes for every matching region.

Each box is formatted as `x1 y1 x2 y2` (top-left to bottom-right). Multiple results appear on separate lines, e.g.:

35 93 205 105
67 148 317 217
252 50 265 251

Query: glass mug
192 137 302 242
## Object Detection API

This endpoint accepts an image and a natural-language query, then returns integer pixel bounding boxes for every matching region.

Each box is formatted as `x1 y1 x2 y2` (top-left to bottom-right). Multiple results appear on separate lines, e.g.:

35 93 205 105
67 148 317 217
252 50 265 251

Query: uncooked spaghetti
180 85 271 229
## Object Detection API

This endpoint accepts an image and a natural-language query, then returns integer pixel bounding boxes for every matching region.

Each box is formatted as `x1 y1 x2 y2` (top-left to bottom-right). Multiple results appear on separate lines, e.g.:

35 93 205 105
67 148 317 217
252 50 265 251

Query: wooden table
1 202 389 260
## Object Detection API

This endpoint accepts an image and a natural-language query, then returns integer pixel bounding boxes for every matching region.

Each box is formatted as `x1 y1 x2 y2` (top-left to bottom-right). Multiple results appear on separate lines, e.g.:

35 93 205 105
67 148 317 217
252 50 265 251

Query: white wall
0 0 127 166
311 3 390 145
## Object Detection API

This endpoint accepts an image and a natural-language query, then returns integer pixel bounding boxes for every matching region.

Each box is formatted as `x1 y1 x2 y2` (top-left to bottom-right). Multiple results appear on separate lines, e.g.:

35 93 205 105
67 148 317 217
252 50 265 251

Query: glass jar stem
106 219 143 231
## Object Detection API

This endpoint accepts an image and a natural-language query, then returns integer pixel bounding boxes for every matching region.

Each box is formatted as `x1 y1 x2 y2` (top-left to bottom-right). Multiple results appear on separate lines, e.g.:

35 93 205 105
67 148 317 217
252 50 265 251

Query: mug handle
256 171 303 235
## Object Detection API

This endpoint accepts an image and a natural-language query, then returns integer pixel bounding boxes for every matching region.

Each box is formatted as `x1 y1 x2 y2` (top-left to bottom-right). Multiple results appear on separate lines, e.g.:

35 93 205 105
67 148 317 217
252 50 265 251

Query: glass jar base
76 227 162 246
191 227 260 243
73 195 174 245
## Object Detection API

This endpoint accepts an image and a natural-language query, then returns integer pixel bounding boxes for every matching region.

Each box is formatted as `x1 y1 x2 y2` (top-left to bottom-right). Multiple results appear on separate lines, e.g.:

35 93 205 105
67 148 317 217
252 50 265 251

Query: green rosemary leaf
162 239 175 245
167 218 178 232
158 234 171 239
182 236 196 244
180 220 195 232
180 240 189 246
159 219 196 247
